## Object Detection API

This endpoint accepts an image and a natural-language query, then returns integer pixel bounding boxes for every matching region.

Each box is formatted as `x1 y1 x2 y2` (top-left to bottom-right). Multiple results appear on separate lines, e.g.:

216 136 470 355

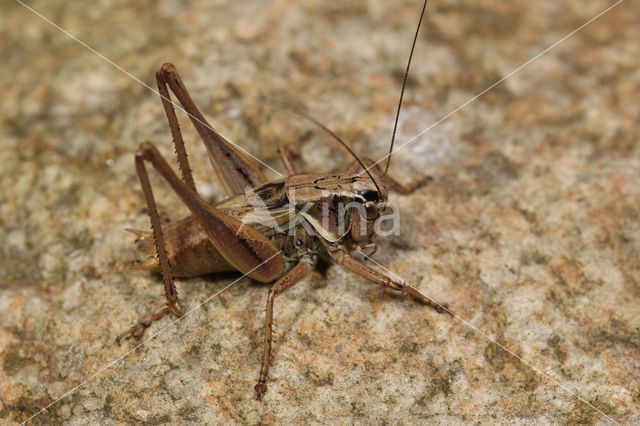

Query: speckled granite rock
1 0 638 424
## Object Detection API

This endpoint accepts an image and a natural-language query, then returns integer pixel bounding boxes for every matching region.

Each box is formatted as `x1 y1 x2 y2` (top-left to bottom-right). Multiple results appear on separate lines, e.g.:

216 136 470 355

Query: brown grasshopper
117 0 450 400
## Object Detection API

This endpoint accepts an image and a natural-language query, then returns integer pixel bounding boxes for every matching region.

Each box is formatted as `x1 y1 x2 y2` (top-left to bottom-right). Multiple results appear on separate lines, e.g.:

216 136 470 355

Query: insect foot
255 380 267 401
434 302 454 316
115 303 182 345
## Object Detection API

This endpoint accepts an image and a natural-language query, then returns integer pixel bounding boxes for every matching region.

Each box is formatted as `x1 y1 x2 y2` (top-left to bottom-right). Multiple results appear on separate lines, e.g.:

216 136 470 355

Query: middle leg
255 258 314 401
277 145 298 175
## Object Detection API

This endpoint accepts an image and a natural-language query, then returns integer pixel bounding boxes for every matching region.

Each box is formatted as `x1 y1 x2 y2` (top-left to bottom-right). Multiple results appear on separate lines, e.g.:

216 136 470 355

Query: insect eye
363 201 378 220
357 189 378 202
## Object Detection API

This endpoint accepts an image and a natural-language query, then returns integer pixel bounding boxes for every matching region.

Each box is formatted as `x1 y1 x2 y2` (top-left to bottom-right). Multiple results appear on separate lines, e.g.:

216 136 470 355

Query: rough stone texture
1 0 639 424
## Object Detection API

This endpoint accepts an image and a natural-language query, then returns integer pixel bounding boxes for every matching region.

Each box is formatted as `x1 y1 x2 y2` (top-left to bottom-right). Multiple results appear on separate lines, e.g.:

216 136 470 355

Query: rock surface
1 0 638 424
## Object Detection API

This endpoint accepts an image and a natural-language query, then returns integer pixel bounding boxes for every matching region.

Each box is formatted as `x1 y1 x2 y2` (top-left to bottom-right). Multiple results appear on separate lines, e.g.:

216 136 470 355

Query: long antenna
383 0 429 177
272 101 385 197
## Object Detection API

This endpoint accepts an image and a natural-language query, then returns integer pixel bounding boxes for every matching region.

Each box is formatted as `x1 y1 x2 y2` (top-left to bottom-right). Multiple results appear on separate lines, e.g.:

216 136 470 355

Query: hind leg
117 148 183 344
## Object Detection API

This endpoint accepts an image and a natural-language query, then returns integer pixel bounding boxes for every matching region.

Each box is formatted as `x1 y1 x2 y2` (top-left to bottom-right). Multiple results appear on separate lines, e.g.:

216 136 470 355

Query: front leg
329 249 452 315
255 259 314 401
345 156 431 195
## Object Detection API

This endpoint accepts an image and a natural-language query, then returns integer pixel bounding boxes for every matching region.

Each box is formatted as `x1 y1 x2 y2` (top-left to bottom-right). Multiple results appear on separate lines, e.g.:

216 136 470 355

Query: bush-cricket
117 0 451 401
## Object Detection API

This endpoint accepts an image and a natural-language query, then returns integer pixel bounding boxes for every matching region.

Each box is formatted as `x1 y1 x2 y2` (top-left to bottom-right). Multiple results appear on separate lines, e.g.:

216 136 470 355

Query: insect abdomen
133 215 235 277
